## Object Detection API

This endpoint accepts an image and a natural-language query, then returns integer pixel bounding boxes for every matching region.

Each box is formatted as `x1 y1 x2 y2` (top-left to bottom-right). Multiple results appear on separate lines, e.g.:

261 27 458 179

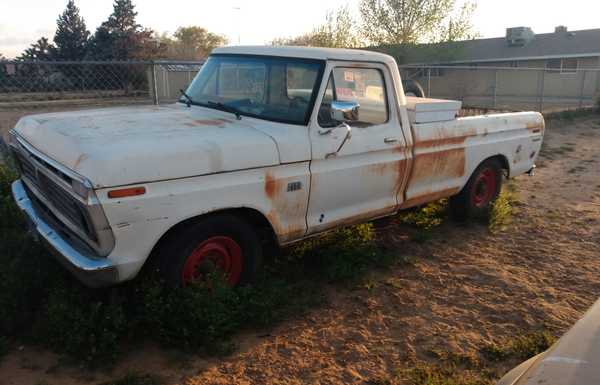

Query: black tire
156 214 262 287
403 79 426 98
449 159 503 221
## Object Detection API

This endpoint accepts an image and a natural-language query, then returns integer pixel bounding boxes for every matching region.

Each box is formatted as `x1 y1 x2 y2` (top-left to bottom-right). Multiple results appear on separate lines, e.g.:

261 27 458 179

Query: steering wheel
290 96 309 109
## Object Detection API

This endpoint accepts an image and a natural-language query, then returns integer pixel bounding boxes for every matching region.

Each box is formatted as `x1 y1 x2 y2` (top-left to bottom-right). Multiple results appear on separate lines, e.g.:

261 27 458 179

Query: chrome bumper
12 180 119 287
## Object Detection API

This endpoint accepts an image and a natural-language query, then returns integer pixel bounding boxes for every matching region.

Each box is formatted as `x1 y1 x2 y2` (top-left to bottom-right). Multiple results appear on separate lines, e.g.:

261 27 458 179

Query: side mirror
330 100 360 123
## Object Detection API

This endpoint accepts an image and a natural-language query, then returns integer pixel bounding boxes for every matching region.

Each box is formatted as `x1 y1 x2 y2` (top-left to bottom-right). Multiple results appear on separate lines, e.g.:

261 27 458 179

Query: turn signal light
107 186 146 199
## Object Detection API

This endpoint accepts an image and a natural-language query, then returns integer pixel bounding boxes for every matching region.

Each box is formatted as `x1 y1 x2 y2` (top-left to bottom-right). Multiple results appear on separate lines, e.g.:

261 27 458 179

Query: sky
1 0 599 58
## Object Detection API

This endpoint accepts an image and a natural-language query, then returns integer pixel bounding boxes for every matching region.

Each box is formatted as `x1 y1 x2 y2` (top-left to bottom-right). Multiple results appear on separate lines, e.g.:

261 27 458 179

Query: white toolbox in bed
405 96 462 124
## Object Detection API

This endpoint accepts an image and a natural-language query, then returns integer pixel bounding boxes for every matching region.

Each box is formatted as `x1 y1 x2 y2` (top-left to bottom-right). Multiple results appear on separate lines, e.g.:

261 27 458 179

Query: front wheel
156 214 262 287
449 159 503 221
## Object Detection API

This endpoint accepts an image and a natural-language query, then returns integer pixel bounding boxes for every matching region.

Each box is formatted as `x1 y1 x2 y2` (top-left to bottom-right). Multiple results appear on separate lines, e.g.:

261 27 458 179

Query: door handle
384 137 398 144
325 123 352 158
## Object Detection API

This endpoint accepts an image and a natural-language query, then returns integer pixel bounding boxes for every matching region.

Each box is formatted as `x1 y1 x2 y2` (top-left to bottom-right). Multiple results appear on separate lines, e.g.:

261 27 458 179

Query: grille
13 148 97 241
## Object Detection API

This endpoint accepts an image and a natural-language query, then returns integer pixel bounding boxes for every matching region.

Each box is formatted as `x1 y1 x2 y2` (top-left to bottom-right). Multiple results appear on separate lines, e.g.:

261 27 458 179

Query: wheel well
487 154 511 177
145 208 278 272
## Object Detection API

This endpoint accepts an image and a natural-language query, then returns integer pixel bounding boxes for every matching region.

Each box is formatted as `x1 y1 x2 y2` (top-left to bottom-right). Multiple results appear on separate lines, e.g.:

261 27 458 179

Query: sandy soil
1 115 600 385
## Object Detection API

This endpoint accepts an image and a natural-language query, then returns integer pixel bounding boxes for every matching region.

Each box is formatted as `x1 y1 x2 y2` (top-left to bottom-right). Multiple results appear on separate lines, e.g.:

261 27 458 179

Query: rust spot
185 119 233 127
526 120 545 134
72 153 89 170
409 148 465 184
264 170 308 242
314 205 397 232
400 187 460 209
414 135 470 149
413 127 477 149
264 171 282 200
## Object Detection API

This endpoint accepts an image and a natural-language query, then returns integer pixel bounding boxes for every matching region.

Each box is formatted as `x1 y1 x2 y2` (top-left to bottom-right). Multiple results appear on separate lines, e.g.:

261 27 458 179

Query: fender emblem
287 181 302 192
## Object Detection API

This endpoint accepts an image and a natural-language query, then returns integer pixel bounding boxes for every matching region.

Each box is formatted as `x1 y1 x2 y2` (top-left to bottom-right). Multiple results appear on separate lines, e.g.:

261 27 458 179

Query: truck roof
212 45 396 64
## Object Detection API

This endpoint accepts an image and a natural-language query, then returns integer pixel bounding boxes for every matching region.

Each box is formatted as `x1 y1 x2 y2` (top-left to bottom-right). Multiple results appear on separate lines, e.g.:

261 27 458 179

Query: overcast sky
1 0 599 58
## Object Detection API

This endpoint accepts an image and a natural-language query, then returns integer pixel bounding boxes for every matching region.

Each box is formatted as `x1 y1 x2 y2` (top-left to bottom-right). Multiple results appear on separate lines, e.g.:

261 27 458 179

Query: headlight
72 179 91 200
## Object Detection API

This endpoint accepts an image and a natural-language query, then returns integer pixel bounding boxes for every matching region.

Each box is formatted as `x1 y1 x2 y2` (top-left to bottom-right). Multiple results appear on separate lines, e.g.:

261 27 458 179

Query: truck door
306 62 410 234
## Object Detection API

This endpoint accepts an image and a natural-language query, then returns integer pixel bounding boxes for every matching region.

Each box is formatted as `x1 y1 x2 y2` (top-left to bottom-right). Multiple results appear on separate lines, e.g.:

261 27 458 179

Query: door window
318 67 388 127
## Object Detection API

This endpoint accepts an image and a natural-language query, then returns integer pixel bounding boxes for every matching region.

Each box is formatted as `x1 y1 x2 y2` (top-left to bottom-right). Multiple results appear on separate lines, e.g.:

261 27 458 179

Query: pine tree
88 0 161 60
18 37 56 61
53 0 90 61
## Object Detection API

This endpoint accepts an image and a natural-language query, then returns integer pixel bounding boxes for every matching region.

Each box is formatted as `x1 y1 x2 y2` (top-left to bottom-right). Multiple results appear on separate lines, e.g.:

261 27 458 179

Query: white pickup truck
8 46 544 287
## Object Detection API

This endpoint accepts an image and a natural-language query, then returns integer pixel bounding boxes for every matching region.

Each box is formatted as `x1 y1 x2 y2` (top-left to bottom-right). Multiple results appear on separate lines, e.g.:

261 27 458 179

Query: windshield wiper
179 89 195 107
207 101 242 120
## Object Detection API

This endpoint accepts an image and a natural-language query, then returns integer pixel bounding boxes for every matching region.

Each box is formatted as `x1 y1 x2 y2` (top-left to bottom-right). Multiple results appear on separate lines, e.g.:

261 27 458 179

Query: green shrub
290 223 392 282
34 284 127 364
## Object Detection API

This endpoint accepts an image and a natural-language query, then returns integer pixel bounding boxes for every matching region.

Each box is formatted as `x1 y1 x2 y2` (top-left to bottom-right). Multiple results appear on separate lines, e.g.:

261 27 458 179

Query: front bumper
12 180 119 287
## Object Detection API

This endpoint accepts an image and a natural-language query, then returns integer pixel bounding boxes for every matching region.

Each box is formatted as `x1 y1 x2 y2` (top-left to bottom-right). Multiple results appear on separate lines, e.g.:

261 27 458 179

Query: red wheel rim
182 236 243 286
471 168 497 208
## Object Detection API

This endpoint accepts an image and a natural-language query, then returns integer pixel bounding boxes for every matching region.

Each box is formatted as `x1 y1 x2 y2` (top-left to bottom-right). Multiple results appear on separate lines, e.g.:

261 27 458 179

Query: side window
318 67 388 127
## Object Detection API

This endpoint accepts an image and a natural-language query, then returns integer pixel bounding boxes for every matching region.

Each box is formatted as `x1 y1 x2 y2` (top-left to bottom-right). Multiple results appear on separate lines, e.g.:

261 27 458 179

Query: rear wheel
157 214 262 287
449 159 503 221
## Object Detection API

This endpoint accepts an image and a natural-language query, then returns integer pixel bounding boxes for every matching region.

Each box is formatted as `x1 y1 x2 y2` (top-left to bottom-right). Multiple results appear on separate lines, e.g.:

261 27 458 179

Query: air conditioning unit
506 27 535 46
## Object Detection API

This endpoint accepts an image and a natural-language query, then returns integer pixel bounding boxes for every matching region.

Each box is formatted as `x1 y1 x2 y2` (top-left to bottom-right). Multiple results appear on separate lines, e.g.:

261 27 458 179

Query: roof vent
555 25 568 34
506 27 535 46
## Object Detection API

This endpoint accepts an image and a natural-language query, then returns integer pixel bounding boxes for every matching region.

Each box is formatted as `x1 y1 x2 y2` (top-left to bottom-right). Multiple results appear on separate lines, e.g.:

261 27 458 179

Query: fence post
579 70 587 109
539 69 545 113
151 61 159 105
493 69 498 108
427 68 431 97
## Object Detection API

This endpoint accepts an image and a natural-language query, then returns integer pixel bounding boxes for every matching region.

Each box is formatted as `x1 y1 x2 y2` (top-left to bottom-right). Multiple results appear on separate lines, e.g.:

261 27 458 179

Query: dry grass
1 113 600 385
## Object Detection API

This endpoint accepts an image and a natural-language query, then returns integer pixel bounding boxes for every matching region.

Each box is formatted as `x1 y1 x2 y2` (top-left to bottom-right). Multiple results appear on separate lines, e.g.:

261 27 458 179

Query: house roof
379 28 600 65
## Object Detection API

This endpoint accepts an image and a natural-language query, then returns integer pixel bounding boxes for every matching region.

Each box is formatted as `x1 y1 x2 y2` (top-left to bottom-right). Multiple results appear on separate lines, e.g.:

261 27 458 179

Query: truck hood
13 104 280 188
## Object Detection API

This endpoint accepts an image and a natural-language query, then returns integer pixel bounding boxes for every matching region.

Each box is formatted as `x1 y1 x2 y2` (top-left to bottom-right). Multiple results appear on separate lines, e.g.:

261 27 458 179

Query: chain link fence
0 60 203 136
3 60 600 137
400 65 600 113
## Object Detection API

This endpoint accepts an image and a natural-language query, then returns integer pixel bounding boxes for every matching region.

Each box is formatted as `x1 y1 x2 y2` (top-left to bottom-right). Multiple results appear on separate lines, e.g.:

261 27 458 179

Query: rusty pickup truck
8 46 544 287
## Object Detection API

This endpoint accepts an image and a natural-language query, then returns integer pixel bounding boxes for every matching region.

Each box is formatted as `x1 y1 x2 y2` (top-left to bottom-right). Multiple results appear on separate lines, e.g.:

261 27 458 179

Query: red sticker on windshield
344 71 354 82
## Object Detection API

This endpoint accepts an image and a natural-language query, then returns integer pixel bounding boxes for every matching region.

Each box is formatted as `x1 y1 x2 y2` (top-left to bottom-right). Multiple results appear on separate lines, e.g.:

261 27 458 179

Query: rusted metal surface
402 112 543 208
183 118 233 128
264 169 309 242
401 187 461 208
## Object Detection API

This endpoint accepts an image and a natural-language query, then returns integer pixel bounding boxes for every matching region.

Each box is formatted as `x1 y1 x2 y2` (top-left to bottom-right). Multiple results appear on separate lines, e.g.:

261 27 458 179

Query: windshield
181 54 325 125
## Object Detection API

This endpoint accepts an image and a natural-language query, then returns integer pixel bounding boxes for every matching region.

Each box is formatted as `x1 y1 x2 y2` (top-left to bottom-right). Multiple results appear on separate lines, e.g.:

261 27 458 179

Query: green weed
399 200 447 230
290 223 394 282
482 330 556 362
489 183 519 232
407 363 494 385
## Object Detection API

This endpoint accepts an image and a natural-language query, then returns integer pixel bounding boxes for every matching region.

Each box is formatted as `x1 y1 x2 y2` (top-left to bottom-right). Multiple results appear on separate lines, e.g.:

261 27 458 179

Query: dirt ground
1 115 600 385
